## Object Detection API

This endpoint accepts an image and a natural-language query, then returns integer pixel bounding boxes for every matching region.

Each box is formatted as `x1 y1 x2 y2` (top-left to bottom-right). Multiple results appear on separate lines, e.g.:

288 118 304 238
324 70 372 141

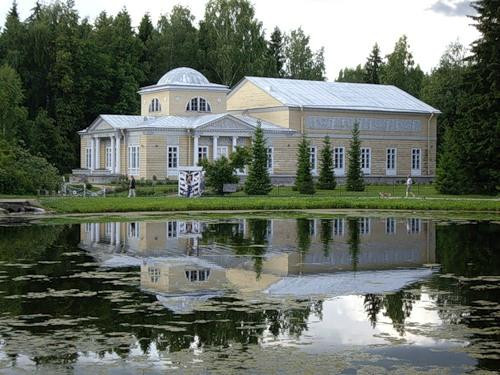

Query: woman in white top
405 175 413 197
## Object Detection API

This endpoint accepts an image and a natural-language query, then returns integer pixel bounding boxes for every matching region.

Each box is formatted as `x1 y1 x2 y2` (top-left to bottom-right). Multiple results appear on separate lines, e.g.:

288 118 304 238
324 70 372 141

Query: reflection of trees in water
296 219 311 254
347 218 360 272
265 299 323 338
320 219 333 257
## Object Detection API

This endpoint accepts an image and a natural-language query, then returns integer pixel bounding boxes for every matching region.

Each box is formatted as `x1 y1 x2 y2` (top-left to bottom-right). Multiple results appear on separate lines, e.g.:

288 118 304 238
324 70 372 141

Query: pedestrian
405 174 414 198
128 176 136 198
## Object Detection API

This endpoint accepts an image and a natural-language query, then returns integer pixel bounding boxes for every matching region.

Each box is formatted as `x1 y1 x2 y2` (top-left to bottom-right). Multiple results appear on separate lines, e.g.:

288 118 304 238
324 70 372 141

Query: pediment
196 116 255 132
87 117 114 132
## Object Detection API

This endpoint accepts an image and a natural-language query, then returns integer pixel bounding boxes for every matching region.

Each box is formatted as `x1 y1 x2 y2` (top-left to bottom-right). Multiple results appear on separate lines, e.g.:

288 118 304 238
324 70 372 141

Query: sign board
178 167 204 198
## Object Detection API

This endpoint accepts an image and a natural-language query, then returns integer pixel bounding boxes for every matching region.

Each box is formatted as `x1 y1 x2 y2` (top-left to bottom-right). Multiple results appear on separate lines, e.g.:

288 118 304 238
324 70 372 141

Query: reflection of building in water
80 218 436 296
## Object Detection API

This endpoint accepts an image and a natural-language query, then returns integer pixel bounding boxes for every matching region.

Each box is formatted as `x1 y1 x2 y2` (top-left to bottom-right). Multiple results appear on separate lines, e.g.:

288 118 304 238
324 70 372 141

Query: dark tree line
0 0 325 175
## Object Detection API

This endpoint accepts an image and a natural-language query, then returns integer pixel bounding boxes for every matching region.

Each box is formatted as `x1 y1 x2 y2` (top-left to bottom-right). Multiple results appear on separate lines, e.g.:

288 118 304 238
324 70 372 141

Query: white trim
386 148 397 176
411 148 421 176
186 96 212 113
361 147 371 175
105 146 112 170
128 144 140 176
309 146 317 175
385 217 396 235
334 146 345 176
167 145 179 176
198 145 209 163
216 146 228 159
267 147 274 173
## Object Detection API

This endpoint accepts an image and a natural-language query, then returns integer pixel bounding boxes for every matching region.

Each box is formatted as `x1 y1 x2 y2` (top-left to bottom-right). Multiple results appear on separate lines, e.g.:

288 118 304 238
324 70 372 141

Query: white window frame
217 146 228 159
198 146 208 162
359 218 371 235
386 148 397 176
407 218 421 234
411 148 421 176
85 147 92 169
167 145 179 171
334 147 345 176
361 147 371 175
385 217 396 235
186 97 212 113
185 269 211 282
127 222 140 239
309 219 317 237
310 146 317 175
149 98 161 113
128 145 140 176
267 147 273 173
167 221 178 238
105 146 112 170
333 218 344 236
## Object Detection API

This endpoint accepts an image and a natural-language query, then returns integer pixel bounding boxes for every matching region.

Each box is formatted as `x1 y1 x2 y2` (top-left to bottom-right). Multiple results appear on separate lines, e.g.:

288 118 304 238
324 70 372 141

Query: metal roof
241 77 440 114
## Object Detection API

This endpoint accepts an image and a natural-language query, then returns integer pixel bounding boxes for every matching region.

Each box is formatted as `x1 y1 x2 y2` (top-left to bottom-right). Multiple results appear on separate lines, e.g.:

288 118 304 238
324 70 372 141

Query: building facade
73 67 440 184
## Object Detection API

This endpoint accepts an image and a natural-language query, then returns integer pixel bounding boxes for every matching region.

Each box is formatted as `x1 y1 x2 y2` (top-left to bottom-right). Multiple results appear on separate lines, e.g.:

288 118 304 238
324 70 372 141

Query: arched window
149 98 161 113
186 97 211 113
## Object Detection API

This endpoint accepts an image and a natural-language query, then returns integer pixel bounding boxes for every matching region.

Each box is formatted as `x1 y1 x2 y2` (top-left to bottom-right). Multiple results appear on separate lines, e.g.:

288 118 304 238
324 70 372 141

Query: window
333 218 344 236
168 146 178 169
359 218 371 235
334 147 345 175
128 145 140 176
265 220 273 241
148 267 161 283
85 223 92 233
385 218 396 234
406 218 421 234
167 221 178 238
309 219 316 237
127 222 140 239
105 222 113 236
217 146 228 159
186 97 211 112
198 146 208 162
86 147 92 169
105 146 112 170
310 147 317 173
386 148 397 176
411 148 421 175
149 98 161 113
185 269 210 282
267 147 273 171
361 147 371 175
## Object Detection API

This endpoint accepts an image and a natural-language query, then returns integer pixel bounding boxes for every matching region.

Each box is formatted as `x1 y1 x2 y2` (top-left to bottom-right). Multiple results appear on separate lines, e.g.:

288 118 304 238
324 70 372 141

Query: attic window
186 97 211 113
149 98 161 113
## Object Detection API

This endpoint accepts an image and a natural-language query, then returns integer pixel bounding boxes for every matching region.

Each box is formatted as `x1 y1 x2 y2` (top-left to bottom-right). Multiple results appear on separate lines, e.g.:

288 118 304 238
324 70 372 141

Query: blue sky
0 0 479 80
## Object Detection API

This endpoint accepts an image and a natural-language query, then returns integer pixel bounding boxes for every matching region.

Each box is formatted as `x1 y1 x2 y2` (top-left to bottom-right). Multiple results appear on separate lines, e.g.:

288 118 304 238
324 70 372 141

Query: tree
347 218 360 271
285 27 325 80
244 123 272 195
268 26 286 77
364 43 383 84
320 219 333 257
199 0 270 86
294 137 315 194
436 0 499 194
0 1 24 69
346 122 365 191
137 13 156 86
380 35 424 98
317 136 336 190
0 64 27 140
336 65 366 83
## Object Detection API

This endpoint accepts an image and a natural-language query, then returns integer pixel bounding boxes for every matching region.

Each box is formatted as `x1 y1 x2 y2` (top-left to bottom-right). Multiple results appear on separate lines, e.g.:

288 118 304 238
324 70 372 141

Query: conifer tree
346 122 365 191
364 43 383 84
244 122 272 195
317 136 336 190
294 137 315 194
268 26 286 77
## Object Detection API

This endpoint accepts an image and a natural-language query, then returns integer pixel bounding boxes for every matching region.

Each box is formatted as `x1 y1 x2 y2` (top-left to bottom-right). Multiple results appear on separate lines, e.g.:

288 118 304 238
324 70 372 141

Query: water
0 216 498 374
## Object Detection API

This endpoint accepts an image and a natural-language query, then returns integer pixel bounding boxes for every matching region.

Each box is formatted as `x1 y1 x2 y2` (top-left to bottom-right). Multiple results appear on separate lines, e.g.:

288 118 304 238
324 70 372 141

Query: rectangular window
361 147 371 175
309 219 316 237
86 148 92 169
167 146 178 169
217 146 228 159
105 146 112 170
359 218 371 235
267 147 273 171
85 223 92 233
406 218 421 234
310 147 317 173
386 148 397 176
333 218 344 236
167 221 178 238
334 147 345 176
265 220 273 241
128 145 140 176
385 218 396 234
198 146 208 162
127 222 140 239
411 148 421 175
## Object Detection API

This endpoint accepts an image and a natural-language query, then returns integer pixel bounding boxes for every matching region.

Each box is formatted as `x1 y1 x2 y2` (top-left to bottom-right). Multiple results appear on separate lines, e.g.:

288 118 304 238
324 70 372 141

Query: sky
0 0 480 81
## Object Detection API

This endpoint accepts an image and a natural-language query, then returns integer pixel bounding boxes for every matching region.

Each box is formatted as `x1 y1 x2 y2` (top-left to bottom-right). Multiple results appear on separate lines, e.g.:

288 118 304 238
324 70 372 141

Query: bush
0 140 60 195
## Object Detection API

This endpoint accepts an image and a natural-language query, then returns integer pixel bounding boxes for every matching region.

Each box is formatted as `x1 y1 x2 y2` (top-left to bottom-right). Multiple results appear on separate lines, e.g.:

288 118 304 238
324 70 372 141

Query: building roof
236 77 440 115
85 113 294 134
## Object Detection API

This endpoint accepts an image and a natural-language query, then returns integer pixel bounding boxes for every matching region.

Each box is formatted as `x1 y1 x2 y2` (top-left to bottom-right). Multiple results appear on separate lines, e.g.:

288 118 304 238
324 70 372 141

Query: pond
0 215 498 374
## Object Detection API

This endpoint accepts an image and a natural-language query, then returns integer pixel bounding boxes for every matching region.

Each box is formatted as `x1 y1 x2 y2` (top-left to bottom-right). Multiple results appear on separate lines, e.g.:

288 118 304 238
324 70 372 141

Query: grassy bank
40 195 500 214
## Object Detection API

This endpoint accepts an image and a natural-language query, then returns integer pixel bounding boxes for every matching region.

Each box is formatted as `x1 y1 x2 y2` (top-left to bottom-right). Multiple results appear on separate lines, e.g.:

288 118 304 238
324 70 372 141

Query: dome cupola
157 67 210 86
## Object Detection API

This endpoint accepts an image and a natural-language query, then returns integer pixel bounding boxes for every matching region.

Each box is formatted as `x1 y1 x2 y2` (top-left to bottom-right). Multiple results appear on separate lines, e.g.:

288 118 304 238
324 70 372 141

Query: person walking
405 174 414 198
128 176 136 198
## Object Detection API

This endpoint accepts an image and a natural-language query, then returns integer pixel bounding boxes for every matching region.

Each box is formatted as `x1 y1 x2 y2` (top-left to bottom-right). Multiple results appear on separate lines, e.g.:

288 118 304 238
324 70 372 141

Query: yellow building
72 67 440 184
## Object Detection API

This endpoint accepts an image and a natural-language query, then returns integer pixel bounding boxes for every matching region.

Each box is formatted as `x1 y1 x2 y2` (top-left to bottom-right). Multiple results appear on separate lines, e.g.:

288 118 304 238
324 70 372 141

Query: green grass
40 194 500 214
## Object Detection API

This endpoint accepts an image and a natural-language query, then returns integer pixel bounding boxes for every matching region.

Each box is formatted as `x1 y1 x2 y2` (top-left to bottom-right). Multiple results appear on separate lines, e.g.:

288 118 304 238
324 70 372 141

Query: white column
115 222 121 248
193 135 199 166
232 136 238 152
110 136 116 173
90 223 95 243
90 137 95 171
111 222 116 245
95 137 100 170
95 223 100 243
213 136 218 160
115 133 121 174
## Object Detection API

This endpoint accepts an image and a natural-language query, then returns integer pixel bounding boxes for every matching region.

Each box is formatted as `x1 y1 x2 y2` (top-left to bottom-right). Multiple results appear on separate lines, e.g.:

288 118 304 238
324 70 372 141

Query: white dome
157 67 210 86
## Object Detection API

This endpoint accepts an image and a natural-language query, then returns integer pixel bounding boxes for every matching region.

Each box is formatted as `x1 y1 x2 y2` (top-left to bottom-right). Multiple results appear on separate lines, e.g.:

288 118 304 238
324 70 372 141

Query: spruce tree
294 137 315 194
346 122 365 191
317 136 336 190
244 122 272 195
364 43 383 84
